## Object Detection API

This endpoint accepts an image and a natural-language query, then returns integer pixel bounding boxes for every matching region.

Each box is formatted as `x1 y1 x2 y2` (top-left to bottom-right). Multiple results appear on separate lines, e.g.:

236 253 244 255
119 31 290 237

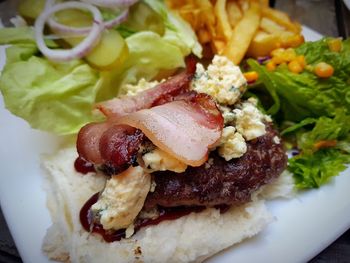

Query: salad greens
0 0 201 135
248 38 350 189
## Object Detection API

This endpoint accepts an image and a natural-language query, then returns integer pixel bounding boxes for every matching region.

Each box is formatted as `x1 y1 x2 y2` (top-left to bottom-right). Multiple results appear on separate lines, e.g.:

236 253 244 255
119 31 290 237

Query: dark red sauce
74 156 96 174
215 204 231 214
80 192 231 243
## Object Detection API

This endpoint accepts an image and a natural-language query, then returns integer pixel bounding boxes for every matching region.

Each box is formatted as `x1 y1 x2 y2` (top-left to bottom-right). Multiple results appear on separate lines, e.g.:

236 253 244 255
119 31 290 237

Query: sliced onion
35 1 104 62
44 0 56 9
81 0 138 8
48 8 129 36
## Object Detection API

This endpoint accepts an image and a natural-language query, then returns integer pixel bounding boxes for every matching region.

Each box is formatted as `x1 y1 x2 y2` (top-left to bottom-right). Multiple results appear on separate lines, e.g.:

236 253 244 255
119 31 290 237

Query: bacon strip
96 57 196 118
77 122 144 173
116 93 223 167
77 122 110 164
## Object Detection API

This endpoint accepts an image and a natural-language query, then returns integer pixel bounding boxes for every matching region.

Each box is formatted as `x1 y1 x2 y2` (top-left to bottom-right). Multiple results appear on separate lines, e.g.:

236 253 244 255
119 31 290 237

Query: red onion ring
48 8 129 36
81 0 138 8
35 1 104 62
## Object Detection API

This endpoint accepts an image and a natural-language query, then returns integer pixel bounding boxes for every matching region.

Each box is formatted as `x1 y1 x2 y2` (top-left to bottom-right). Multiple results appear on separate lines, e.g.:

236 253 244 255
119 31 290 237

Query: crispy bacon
99 125 144 174
77 122 110 164
77 123 144 174
115 92 223 167
96 57 197 118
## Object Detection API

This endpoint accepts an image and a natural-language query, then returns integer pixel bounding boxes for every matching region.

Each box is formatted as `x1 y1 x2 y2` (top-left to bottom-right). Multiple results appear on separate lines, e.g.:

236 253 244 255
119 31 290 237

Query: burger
41 55 292 262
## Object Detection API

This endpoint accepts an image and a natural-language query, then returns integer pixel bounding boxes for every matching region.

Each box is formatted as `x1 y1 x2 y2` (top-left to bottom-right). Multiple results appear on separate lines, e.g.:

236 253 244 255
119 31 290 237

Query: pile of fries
167 0 304 64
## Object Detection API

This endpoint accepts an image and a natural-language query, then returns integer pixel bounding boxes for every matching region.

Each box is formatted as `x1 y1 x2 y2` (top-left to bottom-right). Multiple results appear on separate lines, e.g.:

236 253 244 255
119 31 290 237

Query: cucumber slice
86 30 128 70
19 0 46 19
54 9 128 70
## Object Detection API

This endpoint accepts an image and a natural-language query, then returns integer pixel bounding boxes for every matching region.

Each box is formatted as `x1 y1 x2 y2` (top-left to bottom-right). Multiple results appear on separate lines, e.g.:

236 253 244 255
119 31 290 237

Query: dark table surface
1 0 350 262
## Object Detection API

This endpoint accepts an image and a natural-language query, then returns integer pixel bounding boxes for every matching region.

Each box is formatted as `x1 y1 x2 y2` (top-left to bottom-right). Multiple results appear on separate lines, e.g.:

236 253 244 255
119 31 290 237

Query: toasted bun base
41 147 293 263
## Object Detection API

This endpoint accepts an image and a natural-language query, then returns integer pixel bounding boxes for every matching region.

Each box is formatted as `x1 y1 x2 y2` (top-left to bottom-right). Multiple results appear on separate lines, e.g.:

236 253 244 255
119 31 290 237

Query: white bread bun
41 146 293 263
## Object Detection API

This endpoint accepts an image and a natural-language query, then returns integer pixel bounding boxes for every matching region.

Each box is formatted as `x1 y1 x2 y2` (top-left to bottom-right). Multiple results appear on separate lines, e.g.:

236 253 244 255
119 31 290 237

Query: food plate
0 26 350 263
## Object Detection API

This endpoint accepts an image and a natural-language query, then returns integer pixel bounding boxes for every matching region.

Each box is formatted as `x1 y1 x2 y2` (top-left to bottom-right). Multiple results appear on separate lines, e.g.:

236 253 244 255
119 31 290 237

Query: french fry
260 17 285 34
194 0 217 38
262 7 301 33
247 31 280 58
259 0 269 7
178 7 201 29
166 0 305 61
198 28 211 43
215 0 232 41
213 38 227 54
238 0 250 13
227 1 243 28
223 2 261 64
280 31 305 48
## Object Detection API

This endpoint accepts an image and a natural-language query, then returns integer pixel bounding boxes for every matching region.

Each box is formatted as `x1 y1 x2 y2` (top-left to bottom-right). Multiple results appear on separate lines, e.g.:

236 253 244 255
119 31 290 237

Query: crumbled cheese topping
124 78 160 96
234 99 267 141
142 148 187 173
218 126 247 161
150 179 157 192
204 158 214 169
91 166 151 230
273 136 281 144
219 105 236 125
191 55 247 105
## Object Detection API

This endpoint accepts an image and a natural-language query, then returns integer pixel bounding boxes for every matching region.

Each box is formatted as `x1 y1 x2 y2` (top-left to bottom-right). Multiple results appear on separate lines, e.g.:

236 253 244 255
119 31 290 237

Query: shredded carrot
314 140 337 150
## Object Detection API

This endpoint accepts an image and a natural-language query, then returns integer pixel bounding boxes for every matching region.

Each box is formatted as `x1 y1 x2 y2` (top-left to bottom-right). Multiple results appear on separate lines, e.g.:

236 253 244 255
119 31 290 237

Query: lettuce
248 38 350 189
287 110 350 189
289 149 350 189
248 38 350 122
0 44 101 135
0 0 201 135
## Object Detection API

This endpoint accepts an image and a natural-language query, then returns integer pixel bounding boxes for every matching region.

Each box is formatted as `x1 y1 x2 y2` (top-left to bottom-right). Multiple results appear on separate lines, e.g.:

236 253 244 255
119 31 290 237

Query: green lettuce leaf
296 110 350 154
0 27 35 44
121 31 186 85
288 111 350 189
0 27 57 47
143 0 202 57
289 148 350 189
0 45 101 135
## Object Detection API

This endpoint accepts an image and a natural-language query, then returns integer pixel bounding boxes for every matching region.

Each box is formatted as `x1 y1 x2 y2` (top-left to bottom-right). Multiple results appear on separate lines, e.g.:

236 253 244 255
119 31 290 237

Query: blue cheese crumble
123 78 160 96
234 98 270 141
142 148 187 173
218 126 247 161
91 166 151 230
191 55 247 105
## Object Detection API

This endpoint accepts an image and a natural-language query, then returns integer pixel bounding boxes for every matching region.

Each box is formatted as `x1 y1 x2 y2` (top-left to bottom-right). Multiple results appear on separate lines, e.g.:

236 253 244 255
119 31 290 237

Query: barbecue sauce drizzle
80 192 230 243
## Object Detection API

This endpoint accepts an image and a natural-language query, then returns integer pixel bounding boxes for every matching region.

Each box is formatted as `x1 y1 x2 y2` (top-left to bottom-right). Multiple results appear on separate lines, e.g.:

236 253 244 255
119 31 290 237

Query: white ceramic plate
344 0 350 10
1 26 350 263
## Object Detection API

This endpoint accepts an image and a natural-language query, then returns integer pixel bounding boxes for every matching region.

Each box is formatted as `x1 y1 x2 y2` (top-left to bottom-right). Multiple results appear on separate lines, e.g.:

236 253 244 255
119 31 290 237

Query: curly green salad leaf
0 0 201 135
248 38 350 189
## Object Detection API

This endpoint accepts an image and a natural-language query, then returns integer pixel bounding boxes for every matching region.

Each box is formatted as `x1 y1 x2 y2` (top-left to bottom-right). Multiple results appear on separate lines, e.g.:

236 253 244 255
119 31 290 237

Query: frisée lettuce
283 110 350 189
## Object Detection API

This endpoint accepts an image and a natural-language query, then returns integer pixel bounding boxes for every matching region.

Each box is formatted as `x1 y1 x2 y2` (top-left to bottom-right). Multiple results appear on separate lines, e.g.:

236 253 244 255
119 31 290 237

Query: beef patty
144 123 287 208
